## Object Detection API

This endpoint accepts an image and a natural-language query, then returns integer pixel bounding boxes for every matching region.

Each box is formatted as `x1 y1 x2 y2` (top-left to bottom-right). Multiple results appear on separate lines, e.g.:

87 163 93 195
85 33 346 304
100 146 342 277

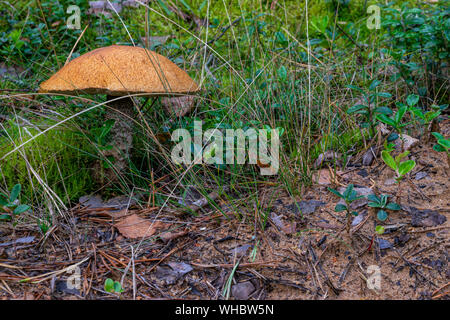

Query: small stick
392 248 437 287
191 260 279 269
432 282 450 297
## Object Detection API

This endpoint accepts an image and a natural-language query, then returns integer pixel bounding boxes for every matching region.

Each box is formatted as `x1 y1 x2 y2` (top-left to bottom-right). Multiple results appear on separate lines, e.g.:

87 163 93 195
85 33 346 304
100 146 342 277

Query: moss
0 120 93 205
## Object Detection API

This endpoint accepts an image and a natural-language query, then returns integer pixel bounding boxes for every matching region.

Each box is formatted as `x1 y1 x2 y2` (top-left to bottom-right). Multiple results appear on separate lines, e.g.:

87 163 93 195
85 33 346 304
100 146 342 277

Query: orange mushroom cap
39 45 200 96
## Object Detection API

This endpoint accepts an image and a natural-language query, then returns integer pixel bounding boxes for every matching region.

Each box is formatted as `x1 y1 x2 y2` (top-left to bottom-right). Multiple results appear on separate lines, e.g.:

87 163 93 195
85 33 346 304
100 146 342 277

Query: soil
0 123 448 300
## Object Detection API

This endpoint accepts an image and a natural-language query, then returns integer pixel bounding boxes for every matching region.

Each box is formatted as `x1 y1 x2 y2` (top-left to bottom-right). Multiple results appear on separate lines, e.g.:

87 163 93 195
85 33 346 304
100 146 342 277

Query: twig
191 260 279 269
207 17 242 45
392 248 437 288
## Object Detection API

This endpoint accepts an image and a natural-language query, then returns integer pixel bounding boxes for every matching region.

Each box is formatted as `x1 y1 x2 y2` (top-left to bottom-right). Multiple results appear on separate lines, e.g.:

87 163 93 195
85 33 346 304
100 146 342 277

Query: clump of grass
0 118 94 205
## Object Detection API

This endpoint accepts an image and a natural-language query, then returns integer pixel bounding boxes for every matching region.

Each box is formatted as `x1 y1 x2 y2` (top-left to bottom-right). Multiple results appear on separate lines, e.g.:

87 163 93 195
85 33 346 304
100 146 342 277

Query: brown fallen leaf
281 222 297 234
159 229 188 242
114 214 168 239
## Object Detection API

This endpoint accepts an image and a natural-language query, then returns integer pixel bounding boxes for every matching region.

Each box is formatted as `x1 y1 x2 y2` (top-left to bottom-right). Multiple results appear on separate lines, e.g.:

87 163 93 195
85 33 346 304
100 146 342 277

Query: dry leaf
159 229 188 242
281 222 297 234
114 214 168 239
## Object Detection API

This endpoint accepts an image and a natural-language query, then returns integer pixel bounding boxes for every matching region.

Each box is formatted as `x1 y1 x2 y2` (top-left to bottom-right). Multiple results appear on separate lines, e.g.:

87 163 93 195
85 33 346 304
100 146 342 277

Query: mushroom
39 45 199 182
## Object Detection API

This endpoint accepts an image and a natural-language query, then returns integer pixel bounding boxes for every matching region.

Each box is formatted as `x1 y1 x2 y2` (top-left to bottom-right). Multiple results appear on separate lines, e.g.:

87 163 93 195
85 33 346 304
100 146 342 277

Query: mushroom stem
99 95 135 183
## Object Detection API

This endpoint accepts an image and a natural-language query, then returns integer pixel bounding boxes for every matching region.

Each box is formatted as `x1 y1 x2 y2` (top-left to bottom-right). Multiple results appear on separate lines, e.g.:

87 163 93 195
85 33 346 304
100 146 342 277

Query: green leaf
381 195 388 207
375 225 385 235
347 104 367 114
349 194 364 202
387 133 399 142
351 211 359 216
9 184 21 203
398 160 416 176
381 151 397 171
369 79 381 91
377 210 388 221
113 281 123 293
386 202 401 211
438 139 450 149
409 107 424 120
375 106 393 115
328 187 344 199
335 204 347 212
104 278 114 293
13 204 30 215
0 214 11 221
343 184 354 200
368 202 382 208
373 92 392 98
346 85 365 94
0 194 8 207
395 105 407 124
406 94 419 107
376 114 396 127
433 144 446 152
424 111 440 122
367 194 380 203
395 151 410 163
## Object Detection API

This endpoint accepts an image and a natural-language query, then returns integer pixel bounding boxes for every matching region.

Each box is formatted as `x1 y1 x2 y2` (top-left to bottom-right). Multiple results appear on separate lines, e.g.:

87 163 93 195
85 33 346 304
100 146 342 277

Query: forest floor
0 121 448 301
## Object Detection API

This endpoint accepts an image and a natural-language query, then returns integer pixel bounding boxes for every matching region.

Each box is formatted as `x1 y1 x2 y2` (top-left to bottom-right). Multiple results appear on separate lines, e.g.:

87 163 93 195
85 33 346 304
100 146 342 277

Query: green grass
0 117 94 206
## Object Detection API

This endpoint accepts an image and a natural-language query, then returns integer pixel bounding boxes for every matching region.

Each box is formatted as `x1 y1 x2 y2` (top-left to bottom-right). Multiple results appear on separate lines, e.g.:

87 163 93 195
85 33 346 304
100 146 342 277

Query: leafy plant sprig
367 194 401 221
381 147 416 205
104 278 123 294
328 184 364 234
0 184 30 222
408 93 441 126
381 149 416 182
432 132 450 167
376 102 410 137
346 79 393 137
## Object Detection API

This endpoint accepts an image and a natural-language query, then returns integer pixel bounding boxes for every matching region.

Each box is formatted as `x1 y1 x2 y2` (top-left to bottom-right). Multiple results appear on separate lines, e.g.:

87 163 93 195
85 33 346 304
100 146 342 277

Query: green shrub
381 1 450 103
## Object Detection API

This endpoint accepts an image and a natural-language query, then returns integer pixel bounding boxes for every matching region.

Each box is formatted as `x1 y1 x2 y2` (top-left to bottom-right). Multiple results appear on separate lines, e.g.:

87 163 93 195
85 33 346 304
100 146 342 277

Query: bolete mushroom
39 45 199 182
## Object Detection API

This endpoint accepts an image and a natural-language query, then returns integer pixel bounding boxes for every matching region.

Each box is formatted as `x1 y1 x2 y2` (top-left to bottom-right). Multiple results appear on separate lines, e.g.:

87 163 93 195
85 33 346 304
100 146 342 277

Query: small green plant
376 103 410 148
328 184 364 234
381 147 416 205
408 94 441 126
432 132 450 167
375 225 385 235
0 184 30 222
367 225 386 252
367 194 401 222
381 149 416 182
347 80 393 137
104 278 123 294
